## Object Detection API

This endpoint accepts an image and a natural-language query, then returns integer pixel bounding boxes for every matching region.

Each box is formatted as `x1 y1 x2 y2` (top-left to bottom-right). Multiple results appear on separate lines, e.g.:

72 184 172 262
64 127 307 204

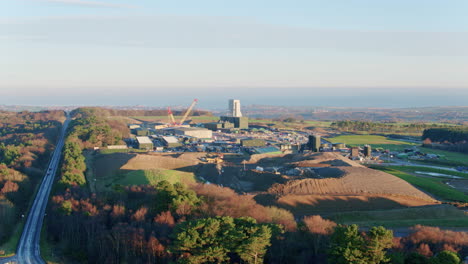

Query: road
1 116 70 264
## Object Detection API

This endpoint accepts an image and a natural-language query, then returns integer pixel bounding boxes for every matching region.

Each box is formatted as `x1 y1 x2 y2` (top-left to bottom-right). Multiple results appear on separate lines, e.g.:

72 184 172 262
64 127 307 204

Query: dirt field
267 167 435 201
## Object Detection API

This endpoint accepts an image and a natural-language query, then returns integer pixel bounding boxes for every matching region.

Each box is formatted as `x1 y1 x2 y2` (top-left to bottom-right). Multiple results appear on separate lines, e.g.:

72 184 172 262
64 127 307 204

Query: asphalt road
1 116 70 264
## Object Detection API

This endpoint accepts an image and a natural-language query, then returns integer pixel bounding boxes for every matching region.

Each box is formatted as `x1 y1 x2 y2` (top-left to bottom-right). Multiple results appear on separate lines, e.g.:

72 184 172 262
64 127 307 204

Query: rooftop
136 136 153 144
173 127 210 131
162 136 179 143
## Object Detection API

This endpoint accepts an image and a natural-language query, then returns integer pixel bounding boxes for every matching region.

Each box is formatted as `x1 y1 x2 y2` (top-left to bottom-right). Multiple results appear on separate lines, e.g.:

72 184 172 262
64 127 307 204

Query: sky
1 0 467 108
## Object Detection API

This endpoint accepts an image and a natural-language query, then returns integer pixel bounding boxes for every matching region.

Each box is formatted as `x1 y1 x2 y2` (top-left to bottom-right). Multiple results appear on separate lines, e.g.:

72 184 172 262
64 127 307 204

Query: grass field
372 166 468 202
326 205 468 228
391 165 468 179
327 135 414 146
418 147 468 166
116 169 196 186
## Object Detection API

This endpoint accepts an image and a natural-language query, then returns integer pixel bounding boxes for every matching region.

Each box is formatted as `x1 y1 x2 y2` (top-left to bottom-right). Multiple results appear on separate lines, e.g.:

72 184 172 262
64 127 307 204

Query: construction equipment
166 99 199 126
167 107 176 125
179 99 198 125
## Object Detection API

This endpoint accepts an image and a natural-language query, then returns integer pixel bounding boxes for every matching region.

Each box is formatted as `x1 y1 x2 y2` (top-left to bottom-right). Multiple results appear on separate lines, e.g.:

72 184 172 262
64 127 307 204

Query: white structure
229 99 242 117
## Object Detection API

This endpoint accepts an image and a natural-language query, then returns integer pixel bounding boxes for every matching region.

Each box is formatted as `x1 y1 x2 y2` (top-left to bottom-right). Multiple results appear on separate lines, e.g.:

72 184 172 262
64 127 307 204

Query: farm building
136 136 153 150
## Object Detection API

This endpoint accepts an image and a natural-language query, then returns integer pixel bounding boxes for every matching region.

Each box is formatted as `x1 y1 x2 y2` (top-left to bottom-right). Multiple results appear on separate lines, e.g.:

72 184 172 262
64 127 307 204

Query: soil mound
268 167 436 202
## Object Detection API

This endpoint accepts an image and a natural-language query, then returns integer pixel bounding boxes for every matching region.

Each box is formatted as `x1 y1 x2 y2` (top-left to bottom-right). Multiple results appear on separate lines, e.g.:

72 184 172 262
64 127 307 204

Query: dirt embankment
268 167 436 202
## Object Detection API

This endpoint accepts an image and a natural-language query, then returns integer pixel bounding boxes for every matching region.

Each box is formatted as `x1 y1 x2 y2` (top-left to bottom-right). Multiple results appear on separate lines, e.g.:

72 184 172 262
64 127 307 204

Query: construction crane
167 107 176 125
179 99 198 125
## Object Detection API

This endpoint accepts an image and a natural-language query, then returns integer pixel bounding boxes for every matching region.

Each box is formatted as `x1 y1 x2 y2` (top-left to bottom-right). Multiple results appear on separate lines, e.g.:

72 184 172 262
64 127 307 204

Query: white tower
229 99 242 117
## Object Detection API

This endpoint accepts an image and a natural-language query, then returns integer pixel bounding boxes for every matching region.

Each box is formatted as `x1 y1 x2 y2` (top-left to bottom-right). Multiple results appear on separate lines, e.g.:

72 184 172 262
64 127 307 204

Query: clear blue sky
1 0 467 107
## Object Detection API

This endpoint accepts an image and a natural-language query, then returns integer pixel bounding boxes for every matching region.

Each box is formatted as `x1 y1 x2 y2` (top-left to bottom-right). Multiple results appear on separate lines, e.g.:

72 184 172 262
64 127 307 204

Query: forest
331 120 457 135
422 128 468 154
42 108 468 263
0 110 65 252
69 107 213 118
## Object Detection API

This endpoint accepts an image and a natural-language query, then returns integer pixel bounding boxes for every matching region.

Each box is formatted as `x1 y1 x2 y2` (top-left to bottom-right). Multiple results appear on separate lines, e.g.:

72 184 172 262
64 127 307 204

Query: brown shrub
111 204 125 218
154 211 175 227
303 215 336 235
192 183 297 231
1 181 19 194
416 243 433 257
131 207 148 222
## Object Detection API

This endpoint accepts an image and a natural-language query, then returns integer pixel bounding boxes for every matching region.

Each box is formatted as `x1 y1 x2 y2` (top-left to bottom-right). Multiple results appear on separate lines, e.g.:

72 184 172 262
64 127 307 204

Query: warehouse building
171 127 213 139
204 121 235 131
161 136 182 148
241 138 266 147
136 136 154 150
220 116 249 129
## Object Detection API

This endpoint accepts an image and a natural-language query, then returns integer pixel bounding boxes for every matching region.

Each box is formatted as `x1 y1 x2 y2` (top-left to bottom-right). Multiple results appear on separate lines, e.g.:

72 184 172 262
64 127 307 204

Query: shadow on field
254 193 410 217
93 153 137 179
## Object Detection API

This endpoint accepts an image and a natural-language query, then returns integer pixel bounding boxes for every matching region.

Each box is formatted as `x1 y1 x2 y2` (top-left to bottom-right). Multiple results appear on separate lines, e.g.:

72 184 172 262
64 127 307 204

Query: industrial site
87 99 467 217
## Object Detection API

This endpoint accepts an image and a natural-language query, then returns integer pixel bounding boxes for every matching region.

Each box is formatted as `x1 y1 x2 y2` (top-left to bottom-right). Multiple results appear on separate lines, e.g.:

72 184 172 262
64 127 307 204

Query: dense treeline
71 107 213 118
422 128 468 144
58 108 130 188
46 181 468 263
69 108 128 147
0 111 65 249
331 120 457 135
422 127 468 154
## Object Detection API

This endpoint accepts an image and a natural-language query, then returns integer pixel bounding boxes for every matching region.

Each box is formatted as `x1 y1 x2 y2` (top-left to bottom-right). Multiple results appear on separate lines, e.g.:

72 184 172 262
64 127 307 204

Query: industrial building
146 122 169 130
136 136 154 150
241 139 266 147
220 116 249 129
203 121 235 131
229 99 242 117
307 134 321 152
133 128 150 136
161 136 182 148
172 127 213 139
364 145 372 157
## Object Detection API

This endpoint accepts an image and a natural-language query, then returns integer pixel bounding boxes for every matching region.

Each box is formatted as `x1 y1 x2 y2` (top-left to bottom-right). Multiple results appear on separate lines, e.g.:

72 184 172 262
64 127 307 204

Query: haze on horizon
1 0 467 108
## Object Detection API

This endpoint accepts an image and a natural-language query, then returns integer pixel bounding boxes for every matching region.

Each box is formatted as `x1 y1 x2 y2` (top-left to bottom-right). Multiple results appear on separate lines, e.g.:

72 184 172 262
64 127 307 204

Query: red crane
167 99 198 126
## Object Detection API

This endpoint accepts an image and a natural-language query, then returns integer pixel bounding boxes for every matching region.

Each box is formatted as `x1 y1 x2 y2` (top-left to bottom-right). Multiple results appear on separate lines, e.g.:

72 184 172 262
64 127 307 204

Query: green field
327 135 415 146
117 169 196 186
97 168 197 192
372 166 468 202
418 147 468 166
327 205 468 228
391 165 468 179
